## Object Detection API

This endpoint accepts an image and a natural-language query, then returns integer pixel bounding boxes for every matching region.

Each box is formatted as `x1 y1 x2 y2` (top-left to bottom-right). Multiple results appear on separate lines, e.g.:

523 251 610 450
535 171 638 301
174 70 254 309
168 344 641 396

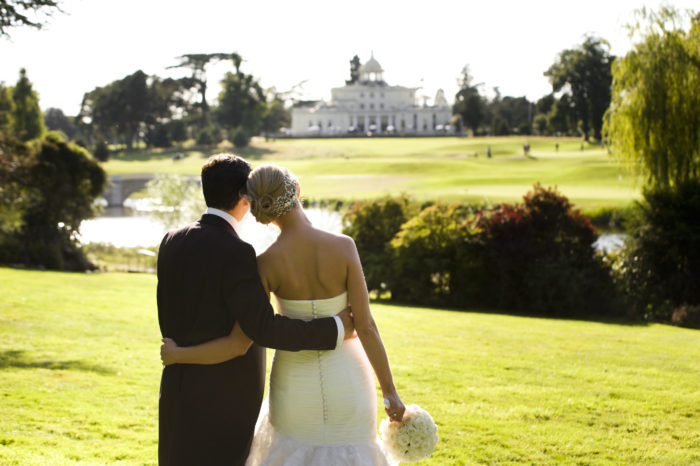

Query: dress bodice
275 292 348 320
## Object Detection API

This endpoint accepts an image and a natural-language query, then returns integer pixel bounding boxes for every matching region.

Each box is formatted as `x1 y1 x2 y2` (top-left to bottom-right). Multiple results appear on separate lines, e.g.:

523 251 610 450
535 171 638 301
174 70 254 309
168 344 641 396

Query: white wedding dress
246 292 396 466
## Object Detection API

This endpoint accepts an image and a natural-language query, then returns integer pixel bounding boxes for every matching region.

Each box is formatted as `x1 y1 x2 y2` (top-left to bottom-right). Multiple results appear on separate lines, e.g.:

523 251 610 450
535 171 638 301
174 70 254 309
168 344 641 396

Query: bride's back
257 221 353 300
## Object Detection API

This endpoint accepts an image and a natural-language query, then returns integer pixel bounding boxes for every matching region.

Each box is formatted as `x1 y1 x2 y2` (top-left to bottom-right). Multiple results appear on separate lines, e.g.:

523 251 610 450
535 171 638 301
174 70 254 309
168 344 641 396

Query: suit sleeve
223 243 338 351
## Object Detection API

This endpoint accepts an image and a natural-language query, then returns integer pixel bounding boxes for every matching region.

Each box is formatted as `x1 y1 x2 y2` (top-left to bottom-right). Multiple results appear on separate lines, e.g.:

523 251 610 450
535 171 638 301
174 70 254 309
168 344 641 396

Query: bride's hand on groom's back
160 338 179 366
337 306 356 340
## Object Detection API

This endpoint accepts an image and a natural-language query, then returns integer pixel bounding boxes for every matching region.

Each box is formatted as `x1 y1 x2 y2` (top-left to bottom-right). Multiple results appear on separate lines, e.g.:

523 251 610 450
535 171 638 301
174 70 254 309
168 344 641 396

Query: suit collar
198 213 240 238
204 207 241 235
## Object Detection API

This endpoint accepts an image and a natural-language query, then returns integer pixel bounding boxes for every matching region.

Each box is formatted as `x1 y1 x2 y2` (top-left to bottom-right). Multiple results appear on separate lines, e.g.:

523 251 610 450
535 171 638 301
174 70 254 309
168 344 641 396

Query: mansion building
291 54 452 136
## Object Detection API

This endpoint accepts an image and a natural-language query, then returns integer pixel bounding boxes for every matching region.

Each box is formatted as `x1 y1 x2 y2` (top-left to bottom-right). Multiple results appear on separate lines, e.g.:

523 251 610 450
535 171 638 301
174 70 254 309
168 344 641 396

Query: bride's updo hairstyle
246 164 299 224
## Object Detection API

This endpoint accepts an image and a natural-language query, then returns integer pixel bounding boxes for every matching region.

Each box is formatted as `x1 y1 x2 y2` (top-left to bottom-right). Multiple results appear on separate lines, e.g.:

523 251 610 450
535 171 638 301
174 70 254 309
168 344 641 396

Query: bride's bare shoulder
316 229 357 255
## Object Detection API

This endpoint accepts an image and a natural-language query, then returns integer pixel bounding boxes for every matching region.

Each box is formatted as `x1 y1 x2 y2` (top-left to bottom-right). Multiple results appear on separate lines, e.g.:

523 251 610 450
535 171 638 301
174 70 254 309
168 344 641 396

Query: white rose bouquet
379 404 438 463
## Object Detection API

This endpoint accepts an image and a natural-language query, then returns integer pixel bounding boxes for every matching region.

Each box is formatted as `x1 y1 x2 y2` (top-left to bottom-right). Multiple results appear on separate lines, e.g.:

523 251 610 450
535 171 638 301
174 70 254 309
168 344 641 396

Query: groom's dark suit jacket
157 214 338 466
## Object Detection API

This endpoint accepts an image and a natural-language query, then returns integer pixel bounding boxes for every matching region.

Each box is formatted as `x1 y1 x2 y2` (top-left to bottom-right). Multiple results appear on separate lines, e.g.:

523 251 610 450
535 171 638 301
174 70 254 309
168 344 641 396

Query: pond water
79 199 344 254
79 200 627 253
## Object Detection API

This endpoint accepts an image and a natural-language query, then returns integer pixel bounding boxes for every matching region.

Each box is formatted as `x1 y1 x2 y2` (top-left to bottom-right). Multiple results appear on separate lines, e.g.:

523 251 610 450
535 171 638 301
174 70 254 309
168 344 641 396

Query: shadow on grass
370 298 650 327
0 350 115 374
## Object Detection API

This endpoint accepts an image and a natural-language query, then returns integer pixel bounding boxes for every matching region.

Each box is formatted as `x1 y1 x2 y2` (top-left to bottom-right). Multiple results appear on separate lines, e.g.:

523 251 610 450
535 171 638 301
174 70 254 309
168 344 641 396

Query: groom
157 153 353 465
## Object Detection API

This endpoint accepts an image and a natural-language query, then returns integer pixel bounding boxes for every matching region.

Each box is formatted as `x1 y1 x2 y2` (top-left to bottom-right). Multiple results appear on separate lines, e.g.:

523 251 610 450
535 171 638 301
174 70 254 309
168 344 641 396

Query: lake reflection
79 201 344 253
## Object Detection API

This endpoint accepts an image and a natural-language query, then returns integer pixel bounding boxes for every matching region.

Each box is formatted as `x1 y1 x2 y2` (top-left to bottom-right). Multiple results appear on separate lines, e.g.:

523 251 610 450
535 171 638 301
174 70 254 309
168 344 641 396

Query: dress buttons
312 301 328 423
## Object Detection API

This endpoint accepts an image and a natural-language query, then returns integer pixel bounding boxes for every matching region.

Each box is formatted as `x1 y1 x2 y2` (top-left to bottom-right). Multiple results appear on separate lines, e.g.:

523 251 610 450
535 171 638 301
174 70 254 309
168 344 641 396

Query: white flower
379 404 438 463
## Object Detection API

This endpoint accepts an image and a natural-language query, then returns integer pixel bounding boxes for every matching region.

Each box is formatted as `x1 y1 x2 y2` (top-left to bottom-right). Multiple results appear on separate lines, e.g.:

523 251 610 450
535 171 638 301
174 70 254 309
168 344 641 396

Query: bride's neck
274 203 310 232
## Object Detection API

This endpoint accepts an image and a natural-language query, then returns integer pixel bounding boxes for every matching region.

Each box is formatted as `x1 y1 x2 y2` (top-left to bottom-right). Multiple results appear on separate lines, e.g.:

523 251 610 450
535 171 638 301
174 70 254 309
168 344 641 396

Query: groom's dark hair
201 153 251 210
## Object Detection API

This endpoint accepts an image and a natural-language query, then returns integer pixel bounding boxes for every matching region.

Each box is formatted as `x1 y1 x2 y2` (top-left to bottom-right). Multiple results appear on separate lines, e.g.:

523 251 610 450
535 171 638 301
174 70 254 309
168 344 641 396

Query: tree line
73 53 289 156
453 35 613 140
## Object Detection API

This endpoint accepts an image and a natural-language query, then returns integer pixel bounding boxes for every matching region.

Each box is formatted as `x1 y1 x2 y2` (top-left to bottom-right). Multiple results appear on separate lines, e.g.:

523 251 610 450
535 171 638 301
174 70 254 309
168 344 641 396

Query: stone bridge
103 174 201 207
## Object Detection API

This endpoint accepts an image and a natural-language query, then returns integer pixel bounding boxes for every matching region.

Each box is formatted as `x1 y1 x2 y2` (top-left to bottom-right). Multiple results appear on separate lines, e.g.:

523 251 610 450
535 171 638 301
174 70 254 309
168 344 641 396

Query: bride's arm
160 322 252 365
345 237 406 422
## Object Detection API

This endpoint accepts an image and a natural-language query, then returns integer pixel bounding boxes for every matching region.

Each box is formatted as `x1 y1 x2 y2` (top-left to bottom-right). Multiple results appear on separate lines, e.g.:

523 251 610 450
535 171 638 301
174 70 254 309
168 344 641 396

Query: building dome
360 52 384 82
360 53 383 74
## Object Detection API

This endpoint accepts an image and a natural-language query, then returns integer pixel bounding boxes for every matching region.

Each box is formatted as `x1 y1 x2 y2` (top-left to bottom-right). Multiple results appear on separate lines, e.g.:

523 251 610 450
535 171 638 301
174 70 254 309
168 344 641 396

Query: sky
1 0 697 116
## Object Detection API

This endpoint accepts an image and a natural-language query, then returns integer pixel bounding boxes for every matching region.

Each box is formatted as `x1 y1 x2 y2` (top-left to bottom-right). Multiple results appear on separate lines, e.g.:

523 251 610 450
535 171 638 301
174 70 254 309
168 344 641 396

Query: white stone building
291 54 452 137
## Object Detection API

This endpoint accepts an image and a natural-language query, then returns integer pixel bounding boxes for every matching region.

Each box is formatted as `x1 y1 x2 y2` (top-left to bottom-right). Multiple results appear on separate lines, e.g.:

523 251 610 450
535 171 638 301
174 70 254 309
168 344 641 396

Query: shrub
232 127 249 148
93 139 110 162
342 196 412 294
390 203 480 306
145 123 172 148
196 125 222 146
474 184 616 316
170 119 188 143
613 181 700 321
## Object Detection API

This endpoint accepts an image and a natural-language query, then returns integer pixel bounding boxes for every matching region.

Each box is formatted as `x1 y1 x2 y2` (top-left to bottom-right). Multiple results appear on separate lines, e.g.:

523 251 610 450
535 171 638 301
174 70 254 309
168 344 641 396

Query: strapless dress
245 292 395 465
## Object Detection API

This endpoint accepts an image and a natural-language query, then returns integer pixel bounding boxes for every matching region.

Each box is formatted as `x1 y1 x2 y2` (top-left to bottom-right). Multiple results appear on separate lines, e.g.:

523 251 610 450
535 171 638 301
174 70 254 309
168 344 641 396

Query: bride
161 164 405 465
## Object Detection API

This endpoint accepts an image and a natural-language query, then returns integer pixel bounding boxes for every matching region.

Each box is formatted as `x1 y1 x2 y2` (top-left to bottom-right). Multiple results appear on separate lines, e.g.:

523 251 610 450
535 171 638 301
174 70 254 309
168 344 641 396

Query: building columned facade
291 54 452 137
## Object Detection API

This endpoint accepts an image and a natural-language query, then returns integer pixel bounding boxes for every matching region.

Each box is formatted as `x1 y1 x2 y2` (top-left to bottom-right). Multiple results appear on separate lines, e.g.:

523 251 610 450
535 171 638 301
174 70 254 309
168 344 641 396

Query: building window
360 93 364 98
380 103 384 109
370 103 374 110
360 103 365 110
370 92 374 98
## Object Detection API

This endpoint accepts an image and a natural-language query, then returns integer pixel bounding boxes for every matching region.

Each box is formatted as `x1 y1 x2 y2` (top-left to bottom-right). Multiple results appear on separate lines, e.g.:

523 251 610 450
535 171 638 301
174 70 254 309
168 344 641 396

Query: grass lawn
1 268 698 464
102 137 641 210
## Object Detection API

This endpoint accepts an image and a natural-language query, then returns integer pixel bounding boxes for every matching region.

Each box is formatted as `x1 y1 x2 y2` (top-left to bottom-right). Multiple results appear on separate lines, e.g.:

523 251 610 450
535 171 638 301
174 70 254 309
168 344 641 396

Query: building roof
360 52 383 74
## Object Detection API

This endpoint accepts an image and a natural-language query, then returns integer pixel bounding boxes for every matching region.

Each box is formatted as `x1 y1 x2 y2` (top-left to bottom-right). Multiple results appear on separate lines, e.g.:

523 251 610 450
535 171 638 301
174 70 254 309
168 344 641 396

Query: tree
216 59 266 135
488 96 532 135
0 82 13 128
0 133 106 270
604 7 700 189
453 65 485 135
545 36 613 141
0 0 60 37
168 53 241 127
546 94 577 135
10 68 45 141
262 95 290 138
146 174 203 230
346 55 361 85
78 70 164 149
0 131 34 233
44 107 76 139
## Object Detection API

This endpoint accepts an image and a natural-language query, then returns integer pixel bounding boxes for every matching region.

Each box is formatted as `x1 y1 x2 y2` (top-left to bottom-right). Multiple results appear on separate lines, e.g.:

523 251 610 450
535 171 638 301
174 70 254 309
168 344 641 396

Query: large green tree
10 68 45 141
545 36 613 141
604 7 700 188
